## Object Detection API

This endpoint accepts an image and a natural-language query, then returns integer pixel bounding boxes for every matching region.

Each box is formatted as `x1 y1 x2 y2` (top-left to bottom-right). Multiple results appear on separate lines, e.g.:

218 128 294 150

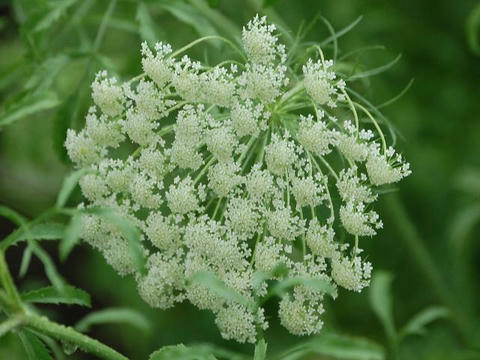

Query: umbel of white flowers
65 15 411 343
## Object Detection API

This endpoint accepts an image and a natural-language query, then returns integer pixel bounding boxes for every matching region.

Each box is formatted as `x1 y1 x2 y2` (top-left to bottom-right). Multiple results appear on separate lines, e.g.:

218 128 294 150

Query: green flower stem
384 194 471 339
24 313 128 360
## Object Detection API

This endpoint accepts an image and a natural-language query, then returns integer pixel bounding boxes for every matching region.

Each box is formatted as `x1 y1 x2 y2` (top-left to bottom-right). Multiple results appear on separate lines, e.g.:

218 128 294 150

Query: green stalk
24 314 128 360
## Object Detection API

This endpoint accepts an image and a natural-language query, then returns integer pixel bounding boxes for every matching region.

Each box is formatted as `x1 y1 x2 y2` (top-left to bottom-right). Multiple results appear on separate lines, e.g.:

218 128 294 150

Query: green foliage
275 332 385 360
18 330 54 360
369 272 396 341
75 308 150 333
21 285 91 307
253 339 267 360
149 344 218 360
0 0 479 359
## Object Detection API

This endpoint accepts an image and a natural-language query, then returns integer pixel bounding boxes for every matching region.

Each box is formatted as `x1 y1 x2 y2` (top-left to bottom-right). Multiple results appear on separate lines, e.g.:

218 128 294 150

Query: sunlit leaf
21 284 91 307
149 344 218 360
75 308 150 333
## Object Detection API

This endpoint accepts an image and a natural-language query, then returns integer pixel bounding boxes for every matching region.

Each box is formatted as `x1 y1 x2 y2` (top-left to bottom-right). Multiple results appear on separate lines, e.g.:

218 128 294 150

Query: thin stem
354 101 387 153
24 314 128 360
170 35 245 60
341 89 359 133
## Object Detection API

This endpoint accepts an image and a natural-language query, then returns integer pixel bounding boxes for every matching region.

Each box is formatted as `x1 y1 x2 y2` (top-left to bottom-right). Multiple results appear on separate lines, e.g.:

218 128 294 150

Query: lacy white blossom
66 15 410 343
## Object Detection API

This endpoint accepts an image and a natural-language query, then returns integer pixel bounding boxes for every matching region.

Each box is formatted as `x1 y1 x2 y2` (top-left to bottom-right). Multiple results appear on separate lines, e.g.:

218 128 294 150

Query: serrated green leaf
17 223 66 242
0 91 60 128
75 308 150 333
60 214 83 261
254 339 267 360
190 271 254 309
1 222 66 250
399 306 448 339
277 332 385 360
56 169 93 209
18 330 54 360
149 344 218 360
369 272 396 341
21 284 91 307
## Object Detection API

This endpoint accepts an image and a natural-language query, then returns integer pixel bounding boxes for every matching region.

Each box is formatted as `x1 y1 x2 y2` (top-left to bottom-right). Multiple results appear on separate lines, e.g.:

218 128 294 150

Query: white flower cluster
66 15 410 343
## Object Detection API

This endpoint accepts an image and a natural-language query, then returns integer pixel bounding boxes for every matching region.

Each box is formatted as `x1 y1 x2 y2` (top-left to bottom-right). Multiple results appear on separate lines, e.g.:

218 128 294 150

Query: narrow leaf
267 276 337 302
18 330 54 360
348 54 402 81
149 344 218 360
1 222 66 250
277 332 385 360
21 285 91 307
400 306 448 338
0 91 60 128
84 207 146 274
56 169 92 209
75 308 150 333
190 271 254 309
369 272 396 340
161 3 219 40
60 214 83 261
137 2 162 45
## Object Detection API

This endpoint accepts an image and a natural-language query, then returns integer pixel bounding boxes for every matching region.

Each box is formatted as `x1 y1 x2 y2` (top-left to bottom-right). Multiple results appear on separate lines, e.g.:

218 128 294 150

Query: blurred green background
0 0 479 359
